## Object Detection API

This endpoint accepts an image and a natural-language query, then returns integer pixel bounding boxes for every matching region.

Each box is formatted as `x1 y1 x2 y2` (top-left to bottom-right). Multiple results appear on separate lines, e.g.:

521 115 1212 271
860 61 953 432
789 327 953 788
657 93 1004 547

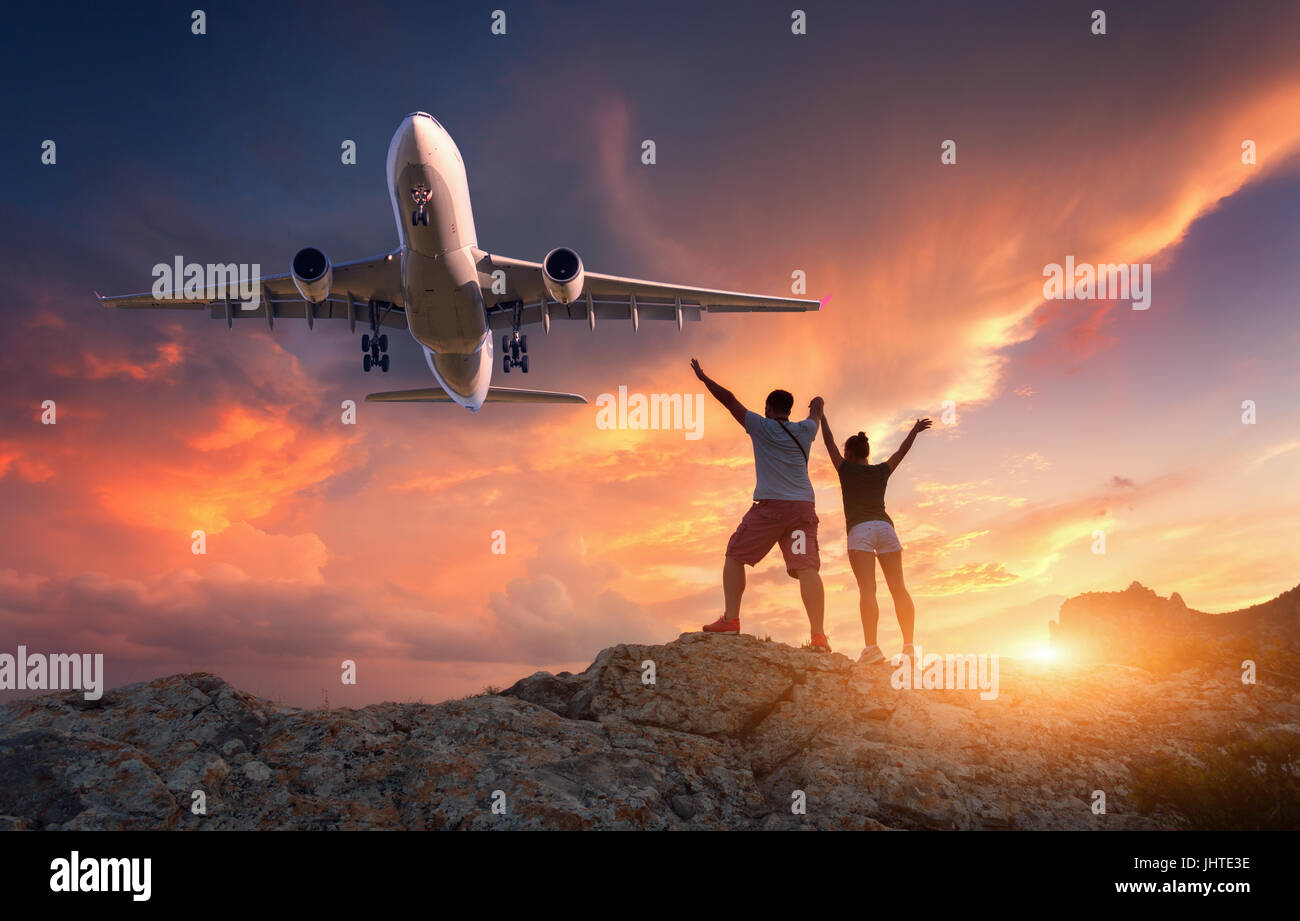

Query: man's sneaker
702 615 740 635
858 643 885 665
809 633 832 653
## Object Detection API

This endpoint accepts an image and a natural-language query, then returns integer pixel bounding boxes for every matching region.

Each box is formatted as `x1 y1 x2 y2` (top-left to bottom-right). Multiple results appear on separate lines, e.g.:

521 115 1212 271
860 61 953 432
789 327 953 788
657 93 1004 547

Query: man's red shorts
725 499 820 577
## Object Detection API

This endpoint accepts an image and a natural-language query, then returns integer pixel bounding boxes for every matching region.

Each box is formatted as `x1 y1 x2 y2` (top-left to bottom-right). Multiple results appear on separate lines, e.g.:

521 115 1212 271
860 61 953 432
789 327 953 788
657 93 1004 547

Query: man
690 358 830 652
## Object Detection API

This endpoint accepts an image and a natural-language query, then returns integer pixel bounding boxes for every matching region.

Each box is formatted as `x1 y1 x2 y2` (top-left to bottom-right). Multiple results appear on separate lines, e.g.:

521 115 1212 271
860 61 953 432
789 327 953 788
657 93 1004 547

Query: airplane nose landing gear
501 332 528 373
410 184 431 226
501 302 529 373
362 301 391 373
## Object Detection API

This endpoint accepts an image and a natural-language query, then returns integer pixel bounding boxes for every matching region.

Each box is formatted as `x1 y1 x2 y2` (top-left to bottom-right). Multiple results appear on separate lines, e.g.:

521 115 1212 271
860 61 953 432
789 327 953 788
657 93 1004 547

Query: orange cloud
93 400 355 533
79 339 187 381
0 443 54 483
918 562 1022 596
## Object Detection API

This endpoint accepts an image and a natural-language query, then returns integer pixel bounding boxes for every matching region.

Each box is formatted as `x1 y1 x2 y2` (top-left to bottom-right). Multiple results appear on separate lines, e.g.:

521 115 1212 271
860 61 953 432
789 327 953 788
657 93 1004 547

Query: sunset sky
2 0 1297 706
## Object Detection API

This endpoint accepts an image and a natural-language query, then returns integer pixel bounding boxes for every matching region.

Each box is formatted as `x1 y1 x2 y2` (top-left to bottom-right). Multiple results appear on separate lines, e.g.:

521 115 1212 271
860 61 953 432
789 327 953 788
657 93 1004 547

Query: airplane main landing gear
362 302 391 373
500 301 529 373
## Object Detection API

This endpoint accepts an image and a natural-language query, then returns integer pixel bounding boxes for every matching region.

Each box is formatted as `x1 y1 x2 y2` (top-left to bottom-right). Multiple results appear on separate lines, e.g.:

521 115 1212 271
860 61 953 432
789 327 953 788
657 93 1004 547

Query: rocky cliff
2 632 1296 830
1050 581 1300 666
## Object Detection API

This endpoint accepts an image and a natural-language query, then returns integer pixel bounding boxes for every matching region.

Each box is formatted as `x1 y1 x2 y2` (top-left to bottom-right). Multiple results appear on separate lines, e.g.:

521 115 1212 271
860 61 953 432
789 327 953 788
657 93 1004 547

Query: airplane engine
542 246 584 304
291 247 333 303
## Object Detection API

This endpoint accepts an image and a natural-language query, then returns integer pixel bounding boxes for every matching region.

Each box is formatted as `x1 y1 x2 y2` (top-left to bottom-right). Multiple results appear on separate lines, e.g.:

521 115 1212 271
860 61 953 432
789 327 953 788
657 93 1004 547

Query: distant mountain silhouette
1050 581 1300 667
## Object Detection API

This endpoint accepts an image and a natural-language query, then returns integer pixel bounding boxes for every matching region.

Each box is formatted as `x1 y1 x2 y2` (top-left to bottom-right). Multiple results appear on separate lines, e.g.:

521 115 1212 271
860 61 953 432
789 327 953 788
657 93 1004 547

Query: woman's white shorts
847 520 902 554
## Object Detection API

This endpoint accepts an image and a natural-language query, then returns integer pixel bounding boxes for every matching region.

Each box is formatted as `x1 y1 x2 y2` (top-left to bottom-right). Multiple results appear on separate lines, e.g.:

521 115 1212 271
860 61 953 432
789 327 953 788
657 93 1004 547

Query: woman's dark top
838 461 893 528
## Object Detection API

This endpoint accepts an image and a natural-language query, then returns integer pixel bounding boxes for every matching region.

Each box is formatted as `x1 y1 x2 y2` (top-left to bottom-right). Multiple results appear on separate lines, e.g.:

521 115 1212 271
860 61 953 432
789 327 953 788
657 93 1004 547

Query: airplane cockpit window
407 111 443 129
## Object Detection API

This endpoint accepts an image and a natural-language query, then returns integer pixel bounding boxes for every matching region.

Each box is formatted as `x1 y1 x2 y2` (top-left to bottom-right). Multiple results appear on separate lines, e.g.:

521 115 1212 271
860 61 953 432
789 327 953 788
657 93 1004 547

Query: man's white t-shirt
743 411 817 502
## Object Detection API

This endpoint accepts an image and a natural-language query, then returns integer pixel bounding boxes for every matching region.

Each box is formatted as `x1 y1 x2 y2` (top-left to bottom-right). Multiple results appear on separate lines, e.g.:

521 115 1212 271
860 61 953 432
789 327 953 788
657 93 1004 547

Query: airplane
98 112 820 412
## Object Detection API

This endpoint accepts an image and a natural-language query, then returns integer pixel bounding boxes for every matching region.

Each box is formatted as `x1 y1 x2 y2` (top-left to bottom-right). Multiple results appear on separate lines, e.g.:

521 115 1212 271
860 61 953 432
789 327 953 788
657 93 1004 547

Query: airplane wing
478 252 819 331
96 252 407 331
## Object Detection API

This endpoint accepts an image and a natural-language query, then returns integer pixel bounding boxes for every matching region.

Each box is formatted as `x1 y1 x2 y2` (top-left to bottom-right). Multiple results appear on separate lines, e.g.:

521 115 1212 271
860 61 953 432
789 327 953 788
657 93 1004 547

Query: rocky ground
2 632 1295 830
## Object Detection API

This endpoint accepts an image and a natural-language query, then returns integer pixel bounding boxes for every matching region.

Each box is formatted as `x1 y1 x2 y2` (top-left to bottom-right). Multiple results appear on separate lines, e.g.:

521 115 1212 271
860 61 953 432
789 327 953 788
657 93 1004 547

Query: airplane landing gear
500 302 529 373
410 184 431 226
362 302 391 373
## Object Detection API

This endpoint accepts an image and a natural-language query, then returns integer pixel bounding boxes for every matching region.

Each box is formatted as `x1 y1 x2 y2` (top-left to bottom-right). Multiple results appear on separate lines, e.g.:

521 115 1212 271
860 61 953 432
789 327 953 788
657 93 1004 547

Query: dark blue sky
7 0 1290 289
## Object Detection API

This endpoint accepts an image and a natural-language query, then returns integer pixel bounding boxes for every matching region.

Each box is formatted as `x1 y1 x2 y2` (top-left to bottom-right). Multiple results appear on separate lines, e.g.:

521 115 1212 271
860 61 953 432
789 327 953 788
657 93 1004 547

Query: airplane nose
424 343 491 411
403 112 444 140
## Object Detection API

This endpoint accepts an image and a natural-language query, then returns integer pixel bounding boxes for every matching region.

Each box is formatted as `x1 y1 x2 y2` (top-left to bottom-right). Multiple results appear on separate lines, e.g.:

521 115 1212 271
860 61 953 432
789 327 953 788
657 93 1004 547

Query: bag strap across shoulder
776 419 808 462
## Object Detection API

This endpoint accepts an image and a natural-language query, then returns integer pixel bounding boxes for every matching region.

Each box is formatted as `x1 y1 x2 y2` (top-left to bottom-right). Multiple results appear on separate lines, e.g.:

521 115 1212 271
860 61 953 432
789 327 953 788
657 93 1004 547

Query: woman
815 405 931 664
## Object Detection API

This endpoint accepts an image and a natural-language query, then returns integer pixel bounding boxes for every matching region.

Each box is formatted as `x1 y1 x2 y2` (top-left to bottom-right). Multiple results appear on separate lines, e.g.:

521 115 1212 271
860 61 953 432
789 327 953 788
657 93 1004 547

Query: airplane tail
365 386 588 404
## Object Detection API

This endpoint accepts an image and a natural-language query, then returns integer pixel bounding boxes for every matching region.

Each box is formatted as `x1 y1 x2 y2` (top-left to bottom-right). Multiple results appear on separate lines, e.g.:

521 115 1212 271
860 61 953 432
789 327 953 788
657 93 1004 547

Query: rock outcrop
2 632 1296 830
1049 581 1300 665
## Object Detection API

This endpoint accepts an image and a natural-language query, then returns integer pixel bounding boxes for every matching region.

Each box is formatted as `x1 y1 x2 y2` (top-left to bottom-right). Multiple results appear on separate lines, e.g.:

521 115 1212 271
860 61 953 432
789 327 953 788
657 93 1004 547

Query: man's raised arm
811 398 843 470
691 359 747 427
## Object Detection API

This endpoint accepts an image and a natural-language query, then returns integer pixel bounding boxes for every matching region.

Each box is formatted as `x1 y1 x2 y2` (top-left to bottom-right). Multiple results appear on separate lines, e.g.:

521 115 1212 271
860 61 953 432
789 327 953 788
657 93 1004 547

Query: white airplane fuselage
386 112 493 411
